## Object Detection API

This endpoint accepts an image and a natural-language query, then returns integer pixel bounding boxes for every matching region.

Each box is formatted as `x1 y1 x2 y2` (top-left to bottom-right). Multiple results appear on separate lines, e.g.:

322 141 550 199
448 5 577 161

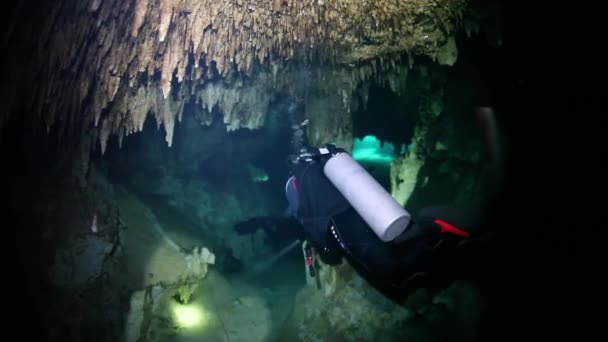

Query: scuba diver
233 107 498 297
284 143 486 298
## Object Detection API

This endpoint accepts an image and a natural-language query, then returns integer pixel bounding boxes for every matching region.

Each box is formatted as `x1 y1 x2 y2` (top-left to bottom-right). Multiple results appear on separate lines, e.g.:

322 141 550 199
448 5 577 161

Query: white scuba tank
323 152 411 242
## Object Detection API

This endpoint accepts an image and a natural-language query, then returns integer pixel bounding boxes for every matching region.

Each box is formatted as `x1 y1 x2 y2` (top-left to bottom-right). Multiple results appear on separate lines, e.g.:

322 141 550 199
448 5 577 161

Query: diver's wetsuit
286 148 480 293
330 207 439 282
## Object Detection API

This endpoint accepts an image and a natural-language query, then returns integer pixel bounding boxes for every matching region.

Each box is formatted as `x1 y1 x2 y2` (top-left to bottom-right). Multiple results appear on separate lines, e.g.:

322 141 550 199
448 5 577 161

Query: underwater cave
0 0 596 341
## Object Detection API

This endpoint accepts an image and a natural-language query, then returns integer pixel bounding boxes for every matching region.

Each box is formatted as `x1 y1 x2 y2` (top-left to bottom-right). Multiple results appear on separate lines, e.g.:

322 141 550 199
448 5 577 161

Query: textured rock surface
279 257 485 341
34 167 130 341
278 261 412 341
50 236 115 287
2 0 471 155
391 152 424 206
126 271 273 342
306 93 354 151
388 60 495 213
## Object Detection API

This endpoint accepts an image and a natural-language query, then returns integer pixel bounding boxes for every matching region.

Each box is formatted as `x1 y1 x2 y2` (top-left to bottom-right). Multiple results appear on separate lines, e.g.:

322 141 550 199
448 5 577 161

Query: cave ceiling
1 0 471 153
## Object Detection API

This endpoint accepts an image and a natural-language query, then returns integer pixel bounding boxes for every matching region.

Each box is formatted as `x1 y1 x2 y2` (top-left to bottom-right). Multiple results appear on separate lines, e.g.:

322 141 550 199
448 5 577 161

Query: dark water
359 160 392 191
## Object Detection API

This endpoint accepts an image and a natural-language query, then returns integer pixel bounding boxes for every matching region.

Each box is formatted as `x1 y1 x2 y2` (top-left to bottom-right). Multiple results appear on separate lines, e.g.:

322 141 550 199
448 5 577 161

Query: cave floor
117 186 207 288
116 184 305 341
168 257 303 342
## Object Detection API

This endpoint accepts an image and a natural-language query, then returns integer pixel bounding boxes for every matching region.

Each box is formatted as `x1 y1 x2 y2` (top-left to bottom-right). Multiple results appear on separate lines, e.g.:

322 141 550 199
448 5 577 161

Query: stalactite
132 0 149 38
100 117 111 154
158 0 173 43
6 0 470 153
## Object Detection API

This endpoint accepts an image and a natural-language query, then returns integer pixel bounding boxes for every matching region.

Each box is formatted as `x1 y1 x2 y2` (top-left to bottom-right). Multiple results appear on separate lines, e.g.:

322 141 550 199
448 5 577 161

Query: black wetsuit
289 152 480 294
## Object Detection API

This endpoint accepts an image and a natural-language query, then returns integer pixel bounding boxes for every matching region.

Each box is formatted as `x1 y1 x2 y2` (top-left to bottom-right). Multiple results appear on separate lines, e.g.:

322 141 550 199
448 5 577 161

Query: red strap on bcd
434 219 471 237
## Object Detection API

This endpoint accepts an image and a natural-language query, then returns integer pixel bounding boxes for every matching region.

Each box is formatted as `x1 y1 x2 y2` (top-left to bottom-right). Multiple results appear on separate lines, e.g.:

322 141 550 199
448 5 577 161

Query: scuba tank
323 151 412 242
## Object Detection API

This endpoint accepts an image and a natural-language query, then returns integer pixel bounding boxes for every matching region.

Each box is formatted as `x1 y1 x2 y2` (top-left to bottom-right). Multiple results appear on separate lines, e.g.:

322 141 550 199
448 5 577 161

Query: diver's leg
332 208 400 278
333 208 438 288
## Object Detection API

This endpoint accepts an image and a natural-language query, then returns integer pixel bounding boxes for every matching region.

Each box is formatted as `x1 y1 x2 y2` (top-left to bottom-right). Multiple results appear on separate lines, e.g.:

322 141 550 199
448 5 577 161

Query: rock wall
391 61 496 214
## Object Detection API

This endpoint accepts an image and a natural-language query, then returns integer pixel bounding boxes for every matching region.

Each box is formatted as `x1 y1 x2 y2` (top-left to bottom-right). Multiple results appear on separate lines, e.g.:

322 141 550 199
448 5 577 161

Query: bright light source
172 303 207 328
352 135 404 164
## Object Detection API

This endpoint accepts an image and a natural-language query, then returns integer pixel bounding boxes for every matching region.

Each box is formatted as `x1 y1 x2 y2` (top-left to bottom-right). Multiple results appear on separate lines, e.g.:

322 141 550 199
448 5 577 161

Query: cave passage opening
95 94 305 271
351 83 418 189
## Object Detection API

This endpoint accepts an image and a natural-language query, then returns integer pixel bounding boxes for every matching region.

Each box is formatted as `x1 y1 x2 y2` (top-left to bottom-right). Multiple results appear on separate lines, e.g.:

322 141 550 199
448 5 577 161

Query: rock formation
2 0 470 156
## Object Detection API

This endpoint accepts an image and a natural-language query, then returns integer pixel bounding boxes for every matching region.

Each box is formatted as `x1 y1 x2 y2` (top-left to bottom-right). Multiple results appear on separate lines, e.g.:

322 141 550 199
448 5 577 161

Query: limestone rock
124 285 165 342
306 94 353 151
281 262 413 341
50 236 115 288
435 37 459 66
391 153 424 207
124 290 146 342
183 246 215 280
2 0 473 155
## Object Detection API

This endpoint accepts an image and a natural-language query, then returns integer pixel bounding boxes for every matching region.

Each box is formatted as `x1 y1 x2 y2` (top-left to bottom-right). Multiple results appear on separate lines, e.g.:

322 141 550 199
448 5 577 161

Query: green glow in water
352 135 404 164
